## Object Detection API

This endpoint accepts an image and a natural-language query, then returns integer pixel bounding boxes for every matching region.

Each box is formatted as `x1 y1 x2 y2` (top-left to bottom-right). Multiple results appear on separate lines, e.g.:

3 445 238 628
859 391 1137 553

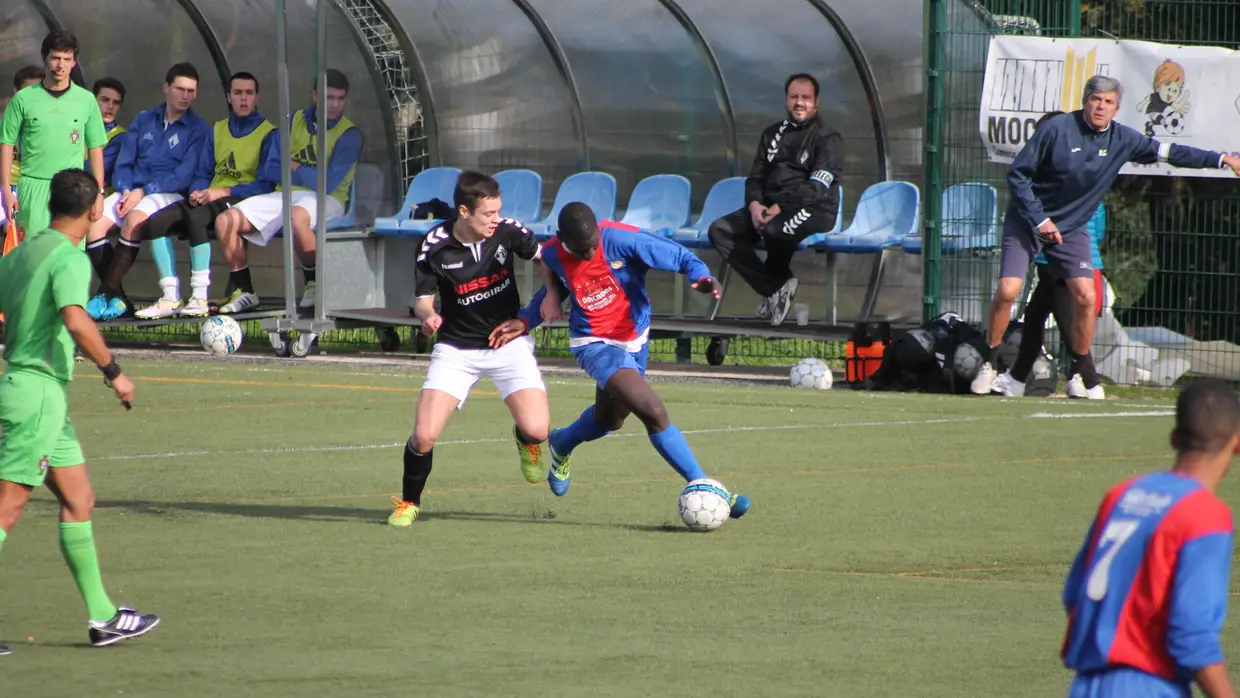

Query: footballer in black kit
414 216 541 350
389 170 552 528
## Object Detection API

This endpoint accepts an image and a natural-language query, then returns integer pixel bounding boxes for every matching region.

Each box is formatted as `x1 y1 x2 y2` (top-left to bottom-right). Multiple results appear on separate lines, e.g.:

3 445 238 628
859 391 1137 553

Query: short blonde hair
1153 60 1185 89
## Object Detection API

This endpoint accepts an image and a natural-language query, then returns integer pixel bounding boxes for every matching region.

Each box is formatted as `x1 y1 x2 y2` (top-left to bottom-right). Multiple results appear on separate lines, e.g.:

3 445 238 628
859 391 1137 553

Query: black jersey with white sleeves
414 217 541 350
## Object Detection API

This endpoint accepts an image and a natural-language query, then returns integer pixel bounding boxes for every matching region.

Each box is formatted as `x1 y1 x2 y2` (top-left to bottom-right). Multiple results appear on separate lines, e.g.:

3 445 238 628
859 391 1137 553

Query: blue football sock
550 405 611 456
189 242 210 272
150 236 176 279
649 424 706 482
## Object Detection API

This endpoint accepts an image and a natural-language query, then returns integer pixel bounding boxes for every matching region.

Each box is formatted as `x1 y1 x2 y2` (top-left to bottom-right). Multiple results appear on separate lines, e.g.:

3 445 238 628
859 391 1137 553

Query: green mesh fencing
927 0 1240 385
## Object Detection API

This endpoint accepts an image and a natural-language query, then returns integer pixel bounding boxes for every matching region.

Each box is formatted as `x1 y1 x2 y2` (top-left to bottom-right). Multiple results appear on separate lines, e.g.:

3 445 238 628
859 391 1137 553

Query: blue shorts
571 342 649 389
1068 669 1190 698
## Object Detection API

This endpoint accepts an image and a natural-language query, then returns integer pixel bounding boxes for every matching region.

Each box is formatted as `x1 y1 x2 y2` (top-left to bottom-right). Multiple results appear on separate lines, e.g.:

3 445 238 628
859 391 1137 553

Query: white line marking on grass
95 416 978 462
1027 410 1175 419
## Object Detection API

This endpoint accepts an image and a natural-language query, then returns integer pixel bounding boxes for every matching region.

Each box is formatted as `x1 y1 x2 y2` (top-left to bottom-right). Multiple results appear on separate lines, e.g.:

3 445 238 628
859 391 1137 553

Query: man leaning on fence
972 75 1240 399
707 72 844 327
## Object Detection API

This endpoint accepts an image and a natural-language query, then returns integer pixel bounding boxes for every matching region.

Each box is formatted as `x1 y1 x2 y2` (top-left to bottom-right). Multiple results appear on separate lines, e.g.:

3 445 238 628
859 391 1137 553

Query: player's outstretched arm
537 260 563 322
61 305 134 406
1196 664 1238 698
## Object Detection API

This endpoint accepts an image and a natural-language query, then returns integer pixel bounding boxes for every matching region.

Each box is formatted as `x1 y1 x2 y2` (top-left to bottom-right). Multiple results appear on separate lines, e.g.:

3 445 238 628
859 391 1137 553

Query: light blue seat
619 174 691 236
526 171 617 240
494 169 542 223
373 166 461 237
807 180 919 253
325 163 383 231
672 177 745 249
900 182 997 254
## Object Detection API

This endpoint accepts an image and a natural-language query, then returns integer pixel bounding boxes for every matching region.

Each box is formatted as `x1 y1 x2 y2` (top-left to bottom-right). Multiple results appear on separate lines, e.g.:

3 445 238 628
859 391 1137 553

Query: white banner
979 35 1240 177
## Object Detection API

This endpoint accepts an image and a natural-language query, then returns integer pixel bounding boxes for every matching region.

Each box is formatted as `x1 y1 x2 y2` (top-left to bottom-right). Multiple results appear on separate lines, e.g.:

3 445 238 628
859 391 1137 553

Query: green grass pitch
0 359 1228 697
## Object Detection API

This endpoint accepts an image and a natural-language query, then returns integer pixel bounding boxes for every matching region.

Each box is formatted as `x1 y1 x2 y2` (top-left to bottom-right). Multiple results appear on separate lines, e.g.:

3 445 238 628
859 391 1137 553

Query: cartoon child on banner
1137 59 1191 136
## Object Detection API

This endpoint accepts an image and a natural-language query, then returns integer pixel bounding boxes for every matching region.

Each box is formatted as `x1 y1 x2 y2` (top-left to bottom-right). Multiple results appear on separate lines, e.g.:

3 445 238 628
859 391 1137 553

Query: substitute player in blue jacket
493 203 750 518
1062 378 1240 698
973 75 1240 398
84 62 208 320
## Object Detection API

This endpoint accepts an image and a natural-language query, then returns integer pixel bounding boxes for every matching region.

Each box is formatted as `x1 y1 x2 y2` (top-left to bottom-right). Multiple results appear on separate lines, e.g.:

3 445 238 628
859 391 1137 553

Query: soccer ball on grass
678 478 731 532
789 357 833 390
200 316 243 356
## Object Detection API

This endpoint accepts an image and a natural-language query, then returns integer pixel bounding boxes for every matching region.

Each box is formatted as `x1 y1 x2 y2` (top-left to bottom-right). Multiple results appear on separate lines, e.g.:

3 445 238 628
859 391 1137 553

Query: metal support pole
1068 0 1082 37
314 0 328 322
921 0 947 323
276 0 297 321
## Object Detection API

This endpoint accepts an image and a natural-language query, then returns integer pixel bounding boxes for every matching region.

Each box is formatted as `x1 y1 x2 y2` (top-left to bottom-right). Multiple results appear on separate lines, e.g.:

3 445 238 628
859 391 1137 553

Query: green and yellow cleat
516 427 543 484
387 497 419 527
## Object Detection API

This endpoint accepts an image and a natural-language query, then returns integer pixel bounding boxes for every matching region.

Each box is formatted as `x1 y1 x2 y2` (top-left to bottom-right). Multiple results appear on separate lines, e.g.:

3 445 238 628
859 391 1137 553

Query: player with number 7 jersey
1061 379 1240 698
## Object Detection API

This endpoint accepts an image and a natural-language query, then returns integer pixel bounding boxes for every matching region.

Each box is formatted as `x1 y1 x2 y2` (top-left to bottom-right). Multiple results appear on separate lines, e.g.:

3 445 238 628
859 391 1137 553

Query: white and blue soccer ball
789 357 833 390
200 316 243 356
678 478 732 532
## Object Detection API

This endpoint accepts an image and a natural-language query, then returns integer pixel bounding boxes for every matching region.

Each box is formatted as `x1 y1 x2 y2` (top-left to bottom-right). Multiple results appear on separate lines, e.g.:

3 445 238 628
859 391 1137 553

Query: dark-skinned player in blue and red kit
490 202 751 519
1061 378 1240 698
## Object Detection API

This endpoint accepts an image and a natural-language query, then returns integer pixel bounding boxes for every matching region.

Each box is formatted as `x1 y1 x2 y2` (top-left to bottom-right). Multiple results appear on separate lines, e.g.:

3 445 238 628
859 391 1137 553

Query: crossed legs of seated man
213 192 333 313
84 191 184 320
708 207 828 326
973 216 1103 398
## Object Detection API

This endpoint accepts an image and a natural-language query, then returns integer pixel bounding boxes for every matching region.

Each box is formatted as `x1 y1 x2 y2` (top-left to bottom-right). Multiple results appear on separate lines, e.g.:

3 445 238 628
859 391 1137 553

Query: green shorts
0 371 83 487
16 176 51 242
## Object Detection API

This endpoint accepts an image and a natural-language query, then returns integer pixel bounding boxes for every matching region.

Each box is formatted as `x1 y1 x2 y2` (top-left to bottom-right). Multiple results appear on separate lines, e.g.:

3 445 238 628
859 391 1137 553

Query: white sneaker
300 280 316 309
181 297 209 317
970 362 997 395
768 278 799 327
219 290 260 314
135 298 184 319
991 370 1026 397
1066 374 1106 399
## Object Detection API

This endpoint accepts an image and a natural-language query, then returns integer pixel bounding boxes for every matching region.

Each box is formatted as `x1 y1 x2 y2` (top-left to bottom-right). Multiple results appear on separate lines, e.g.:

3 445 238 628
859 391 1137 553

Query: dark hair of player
165 62 200 85
1035 111 1065 129
326 69 349 93
49 169 101 219
453 171 500 213
92 76 126 100
557 202 600 251
41 30 79 60
13 65 44 91
1173 379 1240 454
784 72 819 98
228 71 259 93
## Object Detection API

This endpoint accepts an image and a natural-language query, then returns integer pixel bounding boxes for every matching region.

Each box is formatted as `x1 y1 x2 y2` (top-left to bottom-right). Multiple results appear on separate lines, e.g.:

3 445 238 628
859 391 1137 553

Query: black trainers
88 607 160 647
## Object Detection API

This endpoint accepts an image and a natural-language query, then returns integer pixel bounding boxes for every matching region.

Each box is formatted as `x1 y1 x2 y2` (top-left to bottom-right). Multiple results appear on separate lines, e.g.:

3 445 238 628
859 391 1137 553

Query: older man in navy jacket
972 75 1240 398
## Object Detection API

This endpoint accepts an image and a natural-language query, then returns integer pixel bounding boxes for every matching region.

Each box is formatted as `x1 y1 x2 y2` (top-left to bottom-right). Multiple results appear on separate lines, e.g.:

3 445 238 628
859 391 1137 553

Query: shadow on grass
94 499 690 534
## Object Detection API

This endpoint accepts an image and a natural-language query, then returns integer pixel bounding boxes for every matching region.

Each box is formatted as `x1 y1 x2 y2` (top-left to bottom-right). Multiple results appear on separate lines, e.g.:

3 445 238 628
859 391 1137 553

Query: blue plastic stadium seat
808 181 919 253
672 177 745 249
373 166 461 237
619 174 691 236
325 163 383 231
900 182 997 255
526 171 617 241
494 169 542 223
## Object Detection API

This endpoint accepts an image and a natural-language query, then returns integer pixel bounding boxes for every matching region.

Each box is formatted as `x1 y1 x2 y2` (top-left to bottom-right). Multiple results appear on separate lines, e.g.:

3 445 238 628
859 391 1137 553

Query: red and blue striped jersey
521 221 711 351
1061 472 1233 684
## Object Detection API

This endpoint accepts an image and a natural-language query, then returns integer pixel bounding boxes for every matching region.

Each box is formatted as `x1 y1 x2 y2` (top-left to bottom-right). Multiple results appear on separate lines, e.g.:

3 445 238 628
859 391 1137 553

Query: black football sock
100 239 140 299
85 239 113 289
302 265 316 285
402 440 432 506
1069 350 1100 389
230 267 254 294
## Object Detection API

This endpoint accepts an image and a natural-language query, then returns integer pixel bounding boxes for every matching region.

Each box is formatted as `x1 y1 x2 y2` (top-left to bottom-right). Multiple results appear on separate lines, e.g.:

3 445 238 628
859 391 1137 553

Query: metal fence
925 0 1240 385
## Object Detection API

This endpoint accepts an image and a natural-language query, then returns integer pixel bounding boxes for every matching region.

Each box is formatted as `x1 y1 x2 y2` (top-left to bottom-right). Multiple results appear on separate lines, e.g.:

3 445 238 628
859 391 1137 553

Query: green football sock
59 522 118 623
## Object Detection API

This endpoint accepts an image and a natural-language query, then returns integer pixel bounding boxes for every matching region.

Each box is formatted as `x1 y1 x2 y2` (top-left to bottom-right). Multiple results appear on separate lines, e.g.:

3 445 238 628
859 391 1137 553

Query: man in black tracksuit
708 72 844 326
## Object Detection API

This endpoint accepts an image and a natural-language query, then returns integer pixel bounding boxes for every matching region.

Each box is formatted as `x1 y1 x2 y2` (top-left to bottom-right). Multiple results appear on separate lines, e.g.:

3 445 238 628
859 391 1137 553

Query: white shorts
103 192 183 225
234 190 344 246
422 335 546 406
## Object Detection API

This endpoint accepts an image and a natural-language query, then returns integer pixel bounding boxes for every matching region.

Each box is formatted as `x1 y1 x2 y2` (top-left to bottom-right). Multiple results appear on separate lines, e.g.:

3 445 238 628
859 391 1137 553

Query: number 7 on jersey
1086 519 1141 601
